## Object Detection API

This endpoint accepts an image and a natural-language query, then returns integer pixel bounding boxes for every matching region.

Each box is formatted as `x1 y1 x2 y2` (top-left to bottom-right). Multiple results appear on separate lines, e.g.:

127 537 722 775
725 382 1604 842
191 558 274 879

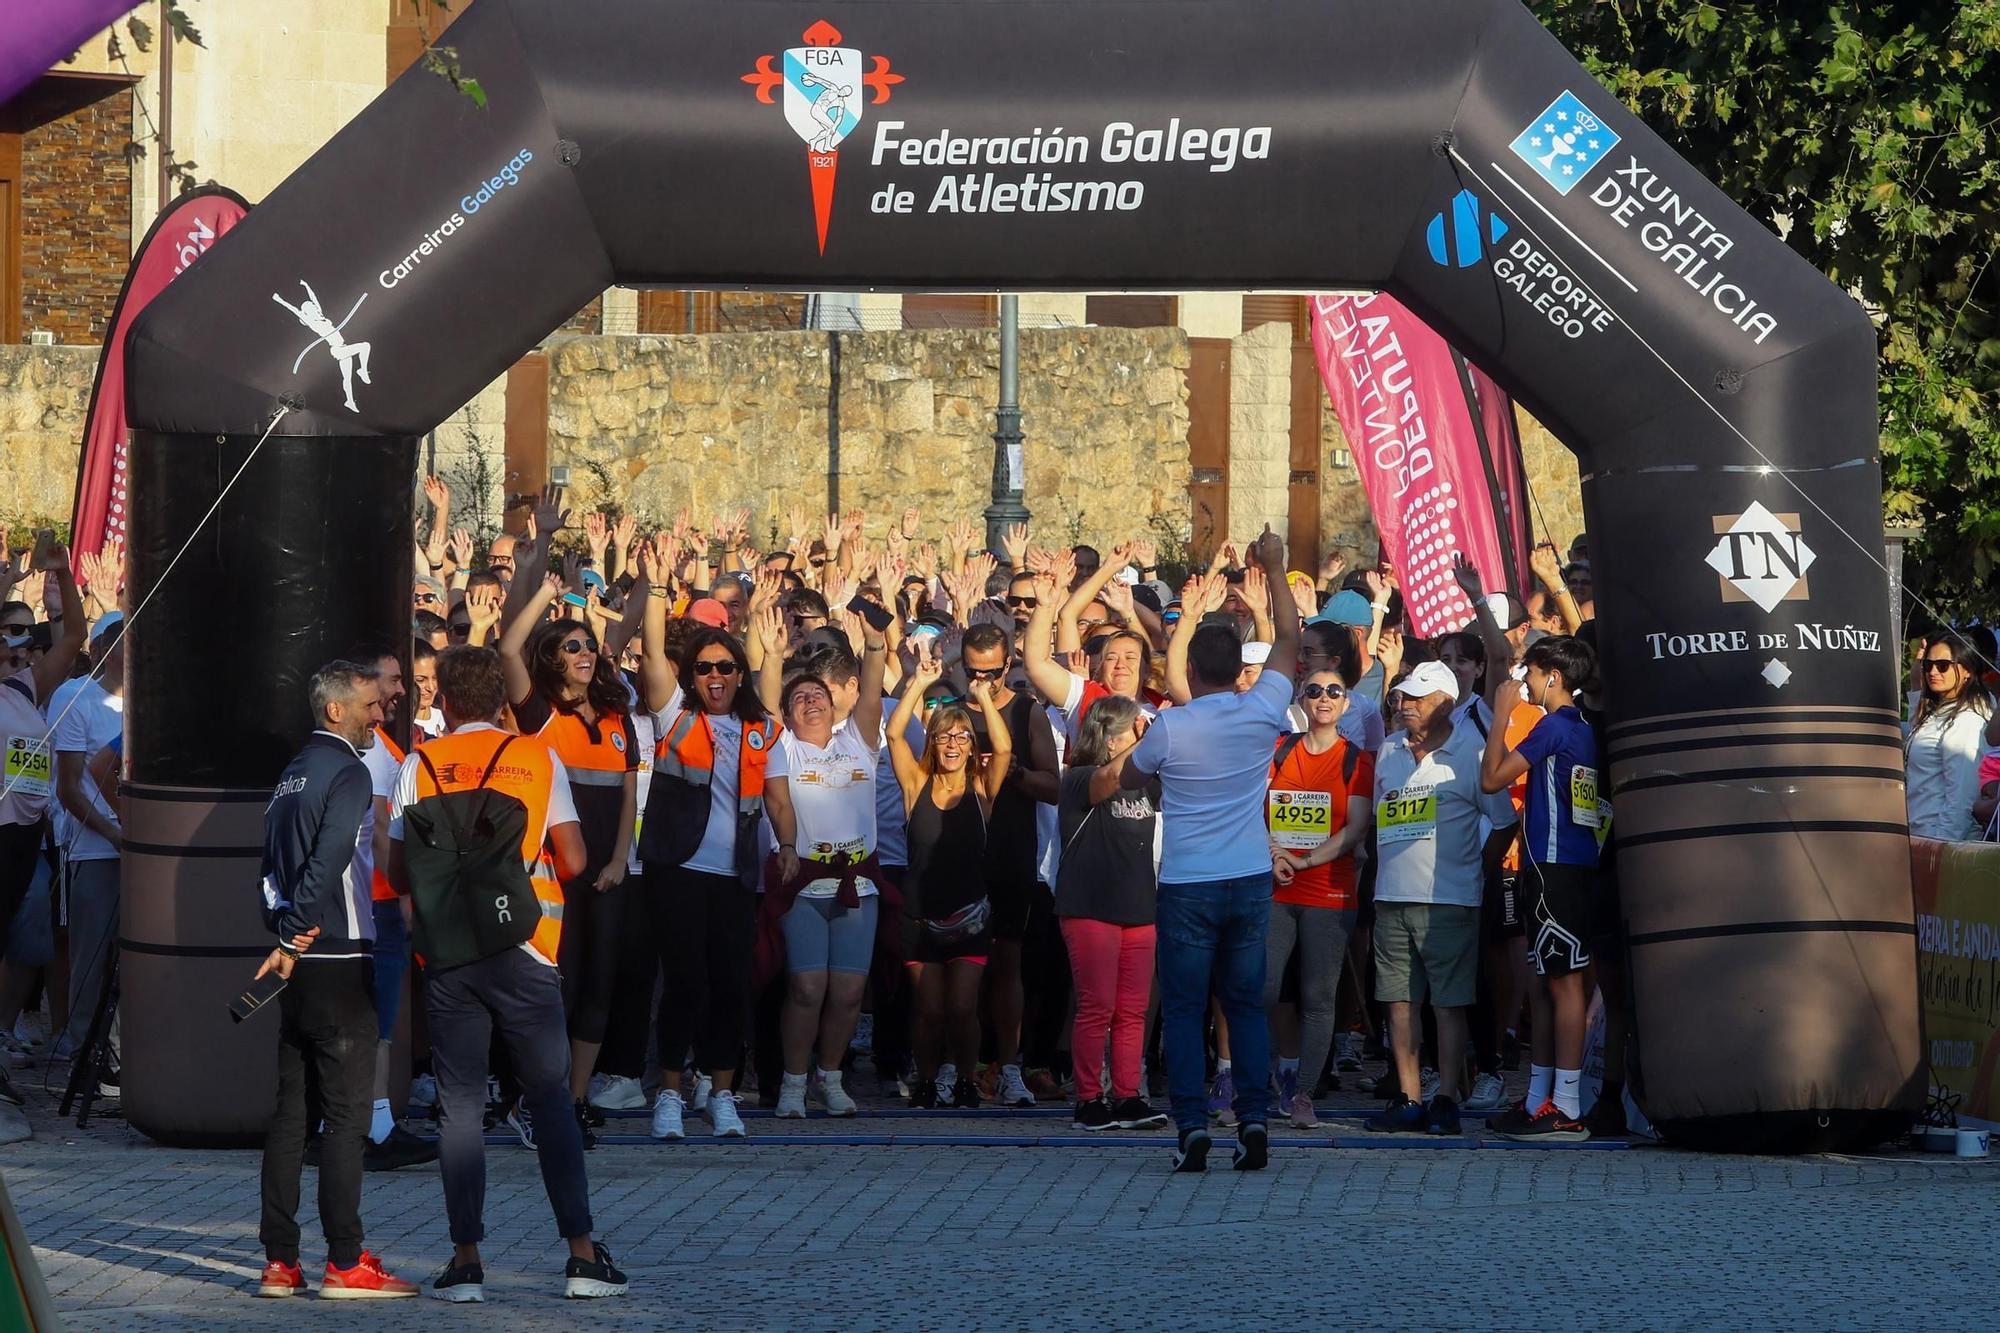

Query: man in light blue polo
1125 528 1299 1174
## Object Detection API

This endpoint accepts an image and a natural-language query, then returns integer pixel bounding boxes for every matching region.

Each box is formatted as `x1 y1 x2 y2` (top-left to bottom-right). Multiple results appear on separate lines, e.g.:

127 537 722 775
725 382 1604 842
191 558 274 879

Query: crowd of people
2 472 1995 1301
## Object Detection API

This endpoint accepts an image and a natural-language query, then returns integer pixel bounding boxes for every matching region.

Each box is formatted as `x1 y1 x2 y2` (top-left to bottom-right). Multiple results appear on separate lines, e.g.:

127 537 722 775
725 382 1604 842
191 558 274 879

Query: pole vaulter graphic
121 0 1921 1157
743 19 904 254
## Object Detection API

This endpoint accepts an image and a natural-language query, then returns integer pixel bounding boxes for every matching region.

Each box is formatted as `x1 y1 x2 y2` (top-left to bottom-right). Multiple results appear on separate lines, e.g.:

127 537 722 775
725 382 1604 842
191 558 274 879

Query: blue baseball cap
1307 590 1374 628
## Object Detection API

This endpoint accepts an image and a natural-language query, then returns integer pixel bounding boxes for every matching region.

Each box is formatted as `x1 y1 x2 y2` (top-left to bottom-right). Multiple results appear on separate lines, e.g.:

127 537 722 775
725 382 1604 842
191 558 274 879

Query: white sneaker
934 1062 958 1107
774 1077 808 1119
1463 1072 1505 1112
815 1071 857 1117
589 1074 648 1112
1419 1067 1441 1103
998 1064 1035 1108
709 1089 747 1138
407 1073 438 1111
649 1089 686 1141
691 1071 713 1113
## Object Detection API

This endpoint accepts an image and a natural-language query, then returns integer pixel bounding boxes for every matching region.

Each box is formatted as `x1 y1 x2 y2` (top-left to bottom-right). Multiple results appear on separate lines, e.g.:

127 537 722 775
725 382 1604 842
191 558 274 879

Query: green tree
1533 1 2000 621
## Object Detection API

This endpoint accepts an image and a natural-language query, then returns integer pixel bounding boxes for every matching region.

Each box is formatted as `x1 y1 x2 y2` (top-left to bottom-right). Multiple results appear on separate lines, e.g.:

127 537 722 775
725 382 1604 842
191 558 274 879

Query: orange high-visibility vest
369 727 406 903
655 711 777 804
408 729 566 964
643 710 778 879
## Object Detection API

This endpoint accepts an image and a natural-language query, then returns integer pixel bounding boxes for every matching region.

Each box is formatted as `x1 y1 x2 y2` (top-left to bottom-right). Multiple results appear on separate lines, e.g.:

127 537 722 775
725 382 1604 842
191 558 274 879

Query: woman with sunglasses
1905 634 1994 841
1263 669 1374 1127
885 644 1013 1108
635 572 774 1140
501 573 640 1143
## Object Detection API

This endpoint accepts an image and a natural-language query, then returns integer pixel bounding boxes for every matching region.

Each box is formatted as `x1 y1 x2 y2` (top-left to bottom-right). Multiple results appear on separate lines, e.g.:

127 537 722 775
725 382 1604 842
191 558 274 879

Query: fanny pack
923 895 992 946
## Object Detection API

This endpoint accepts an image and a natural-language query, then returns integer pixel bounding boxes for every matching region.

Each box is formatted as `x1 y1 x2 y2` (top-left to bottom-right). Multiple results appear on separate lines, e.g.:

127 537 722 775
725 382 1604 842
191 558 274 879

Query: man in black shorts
960 625 1060 1107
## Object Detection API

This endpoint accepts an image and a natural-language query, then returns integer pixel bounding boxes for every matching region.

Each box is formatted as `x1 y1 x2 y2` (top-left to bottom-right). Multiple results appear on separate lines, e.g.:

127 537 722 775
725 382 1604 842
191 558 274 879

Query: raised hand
31 531 70 576
822 513 846 554
1529 540 1564 590
1320 549 1347 586
637 536 668 588
533 484 569 540
0 532 23 601
446 526 474 568
1363 568 1391 607
560 551 584 593
1449 552 1485 600
967 674 995 706
900 506 922 540
907 638 945 692
1129 537 1158 571
910 542 939 577
583 510 610 560
423 475 451 513
465 581 503 639
1001 522 1030 569
1241 562 1270 612
751 603 785 657
786 503 811 550
613 512 640 560
1196 572 1230 616
1100 576 1136 623
1247 525 1284 571
1376 625 1406 679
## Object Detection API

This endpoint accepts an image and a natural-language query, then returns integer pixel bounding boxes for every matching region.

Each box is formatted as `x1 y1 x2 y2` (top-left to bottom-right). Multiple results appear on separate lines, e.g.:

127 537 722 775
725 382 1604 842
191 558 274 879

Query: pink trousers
1060 917 1157 1102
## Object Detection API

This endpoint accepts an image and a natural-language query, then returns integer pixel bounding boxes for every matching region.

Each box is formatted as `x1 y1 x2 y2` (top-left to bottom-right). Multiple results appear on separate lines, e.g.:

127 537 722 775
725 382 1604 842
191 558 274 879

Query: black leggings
596 870 657 1079
558 872 633 1044
650 865 755 1074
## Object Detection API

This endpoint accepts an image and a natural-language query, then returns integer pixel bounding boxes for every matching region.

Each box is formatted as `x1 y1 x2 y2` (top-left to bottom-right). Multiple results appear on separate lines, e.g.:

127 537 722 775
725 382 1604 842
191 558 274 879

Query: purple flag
0 1 144 109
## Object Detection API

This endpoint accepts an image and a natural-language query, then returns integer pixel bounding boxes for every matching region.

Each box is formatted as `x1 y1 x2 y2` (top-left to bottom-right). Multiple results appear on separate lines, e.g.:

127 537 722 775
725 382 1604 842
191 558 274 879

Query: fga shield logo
1426 188 1509 268
1509 90 1620 196
1705 501 1816 613
744 20 904 255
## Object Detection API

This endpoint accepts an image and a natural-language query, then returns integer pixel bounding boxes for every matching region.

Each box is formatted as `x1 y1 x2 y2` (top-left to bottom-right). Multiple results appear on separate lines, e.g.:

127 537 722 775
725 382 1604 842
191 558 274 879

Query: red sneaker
320 1250 419 1299
257 1260 305 1298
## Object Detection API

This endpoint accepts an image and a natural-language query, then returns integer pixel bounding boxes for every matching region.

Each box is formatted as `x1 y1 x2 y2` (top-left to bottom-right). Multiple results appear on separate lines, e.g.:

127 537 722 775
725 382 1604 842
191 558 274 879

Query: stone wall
20 93 133 345
543 328 1192 553
1225 321 1291 541
0 346 98 529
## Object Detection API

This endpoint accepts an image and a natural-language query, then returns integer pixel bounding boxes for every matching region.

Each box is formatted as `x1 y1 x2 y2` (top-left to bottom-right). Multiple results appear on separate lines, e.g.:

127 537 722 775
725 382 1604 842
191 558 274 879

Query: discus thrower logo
1705 501 1815 613
743 19 905 255
272 279 372 413
1426 189 1509 268
1509 90 1621 196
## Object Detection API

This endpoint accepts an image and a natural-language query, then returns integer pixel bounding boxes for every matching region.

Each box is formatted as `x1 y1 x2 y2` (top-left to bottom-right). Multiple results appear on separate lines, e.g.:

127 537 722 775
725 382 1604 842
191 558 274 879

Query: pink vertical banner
1309 292 1530 636
71 187 249 574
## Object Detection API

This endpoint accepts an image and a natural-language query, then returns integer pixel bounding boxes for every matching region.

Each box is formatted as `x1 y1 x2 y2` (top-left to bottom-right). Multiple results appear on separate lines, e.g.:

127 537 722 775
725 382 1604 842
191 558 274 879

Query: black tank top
906 775 987 920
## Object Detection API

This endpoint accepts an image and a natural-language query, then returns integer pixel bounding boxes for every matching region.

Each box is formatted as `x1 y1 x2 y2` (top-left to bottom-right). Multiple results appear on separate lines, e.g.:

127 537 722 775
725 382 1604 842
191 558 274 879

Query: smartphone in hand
228 971 287 1024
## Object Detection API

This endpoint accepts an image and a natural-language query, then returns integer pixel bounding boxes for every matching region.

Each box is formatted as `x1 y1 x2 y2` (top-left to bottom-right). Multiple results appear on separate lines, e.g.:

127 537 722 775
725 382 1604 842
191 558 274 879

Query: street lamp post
984 294 1030 557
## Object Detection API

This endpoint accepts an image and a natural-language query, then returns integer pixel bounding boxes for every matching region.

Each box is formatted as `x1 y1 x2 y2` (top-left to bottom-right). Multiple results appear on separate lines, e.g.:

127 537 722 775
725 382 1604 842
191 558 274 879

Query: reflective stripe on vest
410 730 565 964
369 728 408 902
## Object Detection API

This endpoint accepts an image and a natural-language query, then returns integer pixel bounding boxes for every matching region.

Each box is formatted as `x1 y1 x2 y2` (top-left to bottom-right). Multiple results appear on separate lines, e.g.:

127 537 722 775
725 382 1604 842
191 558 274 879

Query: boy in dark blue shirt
1478 634 1602 1141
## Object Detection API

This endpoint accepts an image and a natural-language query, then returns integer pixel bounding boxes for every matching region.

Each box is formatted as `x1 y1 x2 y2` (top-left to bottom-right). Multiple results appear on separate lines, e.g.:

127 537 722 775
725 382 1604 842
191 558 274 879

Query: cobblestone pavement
5 1067 1996 1331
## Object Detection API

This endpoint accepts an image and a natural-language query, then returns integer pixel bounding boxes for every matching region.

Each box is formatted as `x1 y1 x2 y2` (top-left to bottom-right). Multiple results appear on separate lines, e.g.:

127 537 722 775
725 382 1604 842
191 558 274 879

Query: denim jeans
1156 874 1272 1132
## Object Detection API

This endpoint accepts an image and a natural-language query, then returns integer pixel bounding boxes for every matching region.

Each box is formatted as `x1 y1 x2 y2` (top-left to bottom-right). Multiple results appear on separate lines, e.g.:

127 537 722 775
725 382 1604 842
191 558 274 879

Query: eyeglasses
1302 683 1346 700
936 731 974 746
414 592 440 606
1923 659 1961 674
809 556 828 568
448 622 472 640
693 659 740 677
1006 596 1038 609
1077 617 1107 631
559 637 599 656
964 665 1006 680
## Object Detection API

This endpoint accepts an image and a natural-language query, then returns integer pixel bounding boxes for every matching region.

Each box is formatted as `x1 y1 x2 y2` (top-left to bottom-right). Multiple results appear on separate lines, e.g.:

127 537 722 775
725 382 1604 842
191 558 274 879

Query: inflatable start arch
120 0 1921 1150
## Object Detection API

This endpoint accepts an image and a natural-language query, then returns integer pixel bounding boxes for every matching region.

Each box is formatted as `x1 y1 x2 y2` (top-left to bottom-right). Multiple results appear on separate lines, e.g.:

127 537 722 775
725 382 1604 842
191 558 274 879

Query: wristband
648 586 671 599
778 843 795 851
277 942 300 959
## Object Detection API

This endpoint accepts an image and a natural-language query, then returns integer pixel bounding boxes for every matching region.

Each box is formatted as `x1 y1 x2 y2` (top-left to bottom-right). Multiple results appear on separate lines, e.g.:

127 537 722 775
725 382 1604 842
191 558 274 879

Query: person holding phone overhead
253 660 419 1299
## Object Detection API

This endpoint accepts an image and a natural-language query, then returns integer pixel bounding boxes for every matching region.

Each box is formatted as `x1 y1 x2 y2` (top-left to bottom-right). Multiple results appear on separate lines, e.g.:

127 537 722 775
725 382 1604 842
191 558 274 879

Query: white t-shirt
1372 721 1519 908
1127 669 1292 884
767 723 878 898
684 711 745 876
353 731 403 891
1 670 52 827
412 710 445 740
628 708 657 875
51 677 123 862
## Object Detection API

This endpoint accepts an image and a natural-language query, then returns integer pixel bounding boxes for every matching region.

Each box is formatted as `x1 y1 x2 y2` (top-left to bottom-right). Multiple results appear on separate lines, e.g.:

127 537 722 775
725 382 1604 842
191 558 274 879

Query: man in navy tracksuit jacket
253 660 417 1299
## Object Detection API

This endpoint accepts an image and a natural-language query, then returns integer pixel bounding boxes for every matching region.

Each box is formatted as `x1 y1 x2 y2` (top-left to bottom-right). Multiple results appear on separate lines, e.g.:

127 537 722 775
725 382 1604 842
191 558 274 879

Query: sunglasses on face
964 665 1005 680
1006 595 1038 609
559 637 599 656
1302 683 1346 700
1923 659 1961 673
694 659 740 678
448 622 472 639
414 592 440 605
809 556 828 568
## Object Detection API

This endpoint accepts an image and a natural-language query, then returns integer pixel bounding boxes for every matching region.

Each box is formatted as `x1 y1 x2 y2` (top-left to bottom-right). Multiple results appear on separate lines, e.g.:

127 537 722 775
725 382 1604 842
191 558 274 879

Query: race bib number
808 836 867 862
1377 789 1437 845
1570 766 1603 829
4 735 52 800
1267 789 1332 850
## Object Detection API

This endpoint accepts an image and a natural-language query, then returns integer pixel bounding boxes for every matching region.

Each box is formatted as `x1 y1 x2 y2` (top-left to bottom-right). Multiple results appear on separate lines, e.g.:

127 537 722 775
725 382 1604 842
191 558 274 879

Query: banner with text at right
1310 292 1530 635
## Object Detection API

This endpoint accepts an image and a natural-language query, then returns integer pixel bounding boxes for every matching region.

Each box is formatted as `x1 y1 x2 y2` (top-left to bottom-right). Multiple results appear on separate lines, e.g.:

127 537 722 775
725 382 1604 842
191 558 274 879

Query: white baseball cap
1392 660 1460 701
1240 640 1272 666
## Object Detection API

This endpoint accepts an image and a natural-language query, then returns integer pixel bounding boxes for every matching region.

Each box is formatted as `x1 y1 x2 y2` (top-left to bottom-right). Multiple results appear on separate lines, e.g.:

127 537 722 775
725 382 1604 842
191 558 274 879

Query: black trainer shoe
573 1102 599 1150
1363 1096 1426 1133
365 1124 441 1172
1232 1121 1269 1171
563 1242 629 1299
907 1079 937 1110
951 1078 982 1110
1072 1096 1113 1130
576 1098 606 1129
1494 1101 1590 1143
1172 1125 1212 1173
430 1259 484 1303
1425 1094 1462 1137
1111 1096 1168 1130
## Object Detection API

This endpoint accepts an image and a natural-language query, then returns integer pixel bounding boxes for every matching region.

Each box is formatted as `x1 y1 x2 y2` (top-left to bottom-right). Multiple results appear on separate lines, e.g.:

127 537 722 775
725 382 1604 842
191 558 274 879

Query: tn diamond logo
1705 502 1815 613
1426 189 1509 268
1509 89 1620 196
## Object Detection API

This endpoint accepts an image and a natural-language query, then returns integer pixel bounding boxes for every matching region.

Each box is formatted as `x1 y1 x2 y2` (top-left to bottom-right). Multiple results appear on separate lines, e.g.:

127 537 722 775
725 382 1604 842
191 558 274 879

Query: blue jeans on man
1156 874 1271 1133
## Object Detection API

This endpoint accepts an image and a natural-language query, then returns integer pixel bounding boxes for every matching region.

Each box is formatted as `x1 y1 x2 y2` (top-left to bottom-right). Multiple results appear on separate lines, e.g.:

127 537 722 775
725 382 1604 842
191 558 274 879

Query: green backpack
400 736 540 970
